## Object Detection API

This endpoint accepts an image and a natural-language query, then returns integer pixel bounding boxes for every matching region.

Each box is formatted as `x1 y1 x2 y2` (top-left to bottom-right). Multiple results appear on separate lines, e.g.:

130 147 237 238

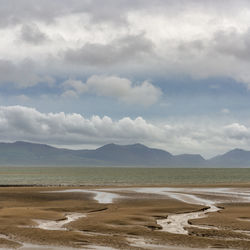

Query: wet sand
0 185 249 249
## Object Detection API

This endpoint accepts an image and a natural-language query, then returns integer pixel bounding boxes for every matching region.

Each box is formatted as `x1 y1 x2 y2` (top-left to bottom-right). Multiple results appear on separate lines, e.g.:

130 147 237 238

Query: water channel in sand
33 213 86 231
42 187 250 248
121 187 250 235
54 187 250 235
157 204 220 234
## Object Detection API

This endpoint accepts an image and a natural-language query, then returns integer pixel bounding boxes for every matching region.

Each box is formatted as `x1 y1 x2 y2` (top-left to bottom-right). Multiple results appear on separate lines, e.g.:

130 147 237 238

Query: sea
0 167 249 186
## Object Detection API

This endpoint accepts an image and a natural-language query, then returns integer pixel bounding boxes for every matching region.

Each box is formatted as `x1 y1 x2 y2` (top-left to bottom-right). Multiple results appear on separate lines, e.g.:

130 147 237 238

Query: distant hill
0 141 249 167
79 143 173 165
208 148 250 167
0 141 175 167
0 141 103 166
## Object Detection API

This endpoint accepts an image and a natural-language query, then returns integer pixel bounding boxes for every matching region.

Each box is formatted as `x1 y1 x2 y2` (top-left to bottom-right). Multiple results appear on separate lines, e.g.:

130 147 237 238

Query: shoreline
0 182 250 188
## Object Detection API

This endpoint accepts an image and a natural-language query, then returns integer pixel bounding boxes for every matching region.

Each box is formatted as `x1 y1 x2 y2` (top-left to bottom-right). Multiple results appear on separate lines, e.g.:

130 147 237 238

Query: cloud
1 1 250 89
0 0 71 27
62 75 162 106
0 0 205 27
0 105 163 145
64 34 154 66
0 60 54 88
0 106 250 157
223 123 250 140
19 23 49 45
221 108 230 114
16 95 30 102
63 79 87 94
212 27 250 61
61 90 79 98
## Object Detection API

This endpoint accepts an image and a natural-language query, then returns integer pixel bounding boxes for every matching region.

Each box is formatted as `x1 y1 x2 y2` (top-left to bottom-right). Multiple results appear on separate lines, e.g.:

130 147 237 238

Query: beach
0 184 249 249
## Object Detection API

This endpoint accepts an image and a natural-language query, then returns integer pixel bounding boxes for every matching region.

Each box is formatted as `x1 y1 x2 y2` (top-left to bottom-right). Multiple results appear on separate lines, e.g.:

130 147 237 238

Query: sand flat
0 185 249 249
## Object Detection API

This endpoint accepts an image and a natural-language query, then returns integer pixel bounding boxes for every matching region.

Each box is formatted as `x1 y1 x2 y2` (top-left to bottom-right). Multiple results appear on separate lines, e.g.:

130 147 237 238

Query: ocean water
0 167 249 185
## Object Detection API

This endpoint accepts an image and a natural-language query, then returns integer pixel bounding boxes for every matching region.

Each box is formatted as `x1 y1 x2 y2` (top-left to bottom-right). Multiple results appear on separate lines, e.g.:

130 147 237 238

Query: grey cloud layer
19 23 49 45
0 60 54 88
0 0 249 26
64 34 154 66
0 105 250 157
1 1 250 89
0 0 202 26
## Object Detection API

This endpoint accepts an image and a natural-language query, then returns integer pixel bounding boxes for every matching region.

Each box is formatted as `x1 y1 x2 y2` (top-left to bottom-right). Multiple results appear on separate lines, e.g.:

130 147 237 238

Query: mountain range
0 141 249 167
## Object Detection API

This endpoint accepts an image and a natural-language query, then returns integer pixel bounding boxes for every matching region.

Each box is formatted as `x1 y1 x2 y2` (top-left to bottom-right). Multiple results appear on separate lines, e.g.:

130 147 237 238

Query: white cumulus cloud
62 75 162 106
0 106 249 157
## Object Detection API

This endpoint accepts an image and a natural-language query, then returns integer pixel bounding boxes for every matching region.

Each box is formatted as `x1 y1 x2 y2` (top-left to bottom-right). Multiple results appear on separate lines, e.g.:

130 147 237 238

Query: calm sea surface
0 167 249 185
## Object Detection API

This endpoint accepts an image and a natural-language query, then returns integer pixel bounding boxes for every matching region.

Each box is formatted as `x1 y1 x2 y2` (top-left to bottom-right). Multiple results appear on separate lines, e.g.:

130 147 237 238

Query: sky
1 0 250 158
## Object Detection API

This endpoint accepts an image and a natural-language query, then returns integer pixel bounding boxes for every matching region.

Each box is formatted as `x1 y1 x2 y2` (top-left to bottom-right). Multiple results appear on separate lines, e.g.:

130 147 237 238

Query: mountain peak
226 148 248 155
97 143 117 150
129 143 148 148
97 143 148 150
230 148 246 152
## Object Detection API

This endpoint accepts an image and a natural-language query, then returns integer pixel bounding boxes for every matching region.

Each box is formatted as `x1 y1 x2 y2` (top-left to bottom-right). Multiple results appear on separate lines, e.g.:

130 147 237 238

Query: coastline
0 182 249 188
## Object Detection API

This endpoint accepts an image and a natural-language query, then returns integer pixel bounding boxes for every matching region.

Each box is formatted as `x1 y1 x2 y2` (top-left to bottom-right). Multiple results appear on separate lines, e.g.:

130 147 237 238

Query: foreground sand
0 184 249 249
